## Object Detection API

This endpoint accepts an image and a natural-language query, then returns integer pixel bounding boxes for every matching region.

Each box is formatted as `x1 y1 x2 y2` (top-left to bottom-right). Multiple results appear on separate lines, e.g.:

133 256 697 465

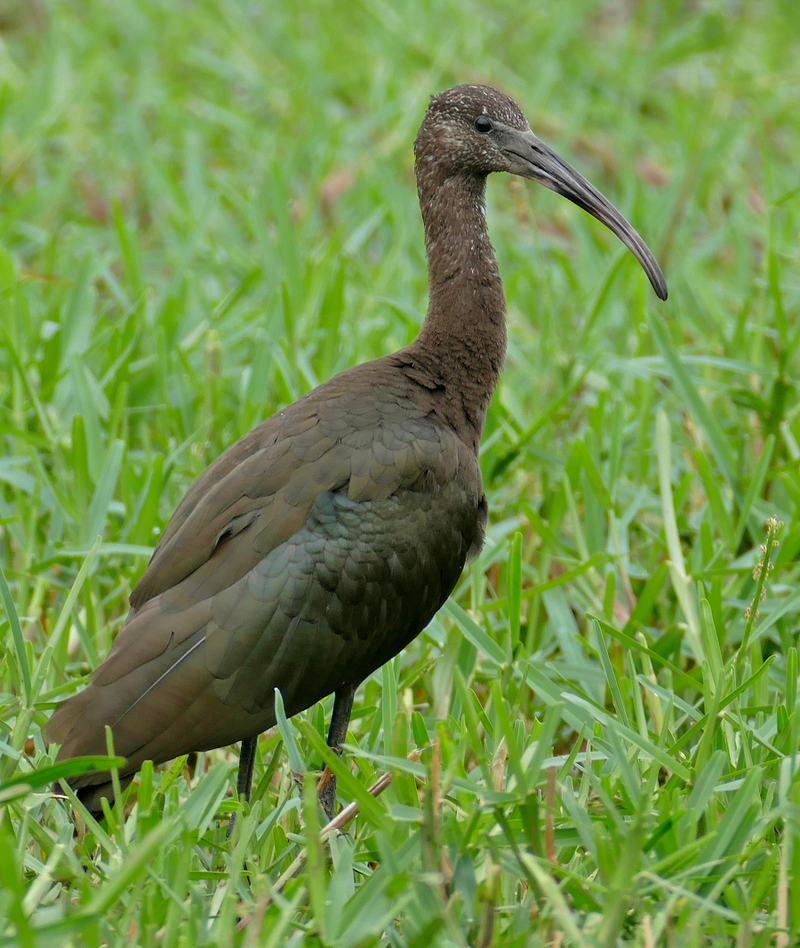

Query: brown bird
44 85 667 819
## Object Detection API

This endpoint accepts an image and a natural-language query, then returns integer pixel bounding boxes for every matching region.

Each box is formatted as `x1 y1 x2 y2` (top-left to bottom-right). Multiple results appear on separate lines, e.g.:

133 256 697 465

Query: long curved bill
498 125 668 300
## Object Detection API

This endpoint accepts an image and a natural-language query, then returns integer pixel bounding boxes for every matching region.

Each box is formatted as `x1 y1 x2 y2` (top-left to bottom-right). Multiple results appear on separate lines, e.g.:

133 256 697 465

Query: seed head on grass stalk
736 516 782 679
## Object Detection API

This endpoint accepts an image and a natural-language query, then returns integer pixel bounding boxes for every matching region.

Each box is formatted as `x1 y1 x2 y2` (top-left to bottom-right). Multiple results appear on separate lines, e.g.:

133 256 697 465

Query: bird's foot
317 766 337 823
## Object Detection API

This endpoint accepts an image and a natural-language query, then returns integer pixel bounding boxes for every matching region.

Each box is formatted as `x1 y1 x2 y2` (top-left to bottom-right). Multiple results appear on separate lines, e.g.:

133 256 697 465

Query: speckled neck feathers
408 120 507 447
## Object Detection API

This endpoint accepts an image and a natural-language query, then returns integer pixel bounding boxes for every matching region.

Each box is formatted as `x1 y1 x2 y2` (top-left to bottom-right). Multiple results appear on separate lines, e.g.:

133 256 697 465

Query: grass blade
656 409 703 663
0 560 30 706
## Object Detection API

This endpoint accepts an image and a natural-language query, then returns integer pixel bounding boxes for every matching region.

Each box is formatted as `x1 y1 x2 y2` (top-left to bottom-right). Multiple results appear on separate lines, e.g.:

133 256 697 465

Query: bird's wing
46 479 480 790
130 364 457 612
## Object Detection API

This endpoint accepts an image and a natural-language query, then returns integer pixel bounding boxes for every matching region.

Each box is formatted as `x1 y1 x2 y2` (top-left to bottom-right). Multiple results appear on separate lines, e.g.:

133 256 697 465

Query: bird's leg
237 736 258 801
227 735 258 838
318 683 356 822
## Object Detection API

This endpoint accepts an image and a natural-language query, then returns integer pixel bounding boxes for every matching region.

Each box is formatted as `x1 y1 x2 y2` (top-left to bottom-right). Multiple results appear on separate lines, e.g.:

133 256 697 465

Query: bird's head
415 84 668 301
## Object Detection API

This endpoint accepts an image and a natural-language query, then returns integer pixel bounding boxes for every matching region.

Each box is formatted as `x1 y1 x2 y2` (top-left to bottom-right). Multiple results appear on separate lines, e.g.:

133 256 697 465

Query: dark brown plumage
44 85 667 818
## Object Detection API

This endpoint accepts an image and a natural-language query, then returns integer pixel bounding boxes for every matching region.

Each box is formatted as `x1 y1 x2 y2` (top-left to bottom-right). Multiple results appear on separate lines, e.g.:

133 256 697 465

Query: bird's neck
411 172 507 444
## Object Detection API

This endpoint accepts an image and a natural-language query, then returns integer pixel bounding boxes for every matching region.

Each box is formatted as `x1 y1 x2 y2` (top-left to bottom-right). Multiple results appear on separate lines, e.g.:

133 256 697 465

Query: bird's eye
474 115 493 133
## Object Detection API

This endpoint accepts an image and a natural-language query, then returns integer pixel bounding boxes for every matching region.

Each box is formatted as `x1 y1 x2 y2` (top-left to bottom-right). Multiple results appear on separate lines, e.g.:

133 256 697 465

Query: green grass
1 0 799 944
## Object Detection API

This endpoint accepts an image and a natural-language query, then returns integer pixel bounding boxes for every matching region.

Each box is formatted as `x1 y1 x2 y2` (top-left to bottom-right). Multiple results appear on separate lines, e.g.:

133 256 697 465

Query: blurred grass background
0 0 799 945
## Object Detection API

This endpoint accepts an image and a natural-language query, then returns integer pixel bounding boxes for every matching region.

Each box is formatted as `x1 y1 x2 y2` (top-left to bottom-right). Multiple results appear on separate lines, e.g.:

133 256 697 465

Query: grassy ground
0 0 799 944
